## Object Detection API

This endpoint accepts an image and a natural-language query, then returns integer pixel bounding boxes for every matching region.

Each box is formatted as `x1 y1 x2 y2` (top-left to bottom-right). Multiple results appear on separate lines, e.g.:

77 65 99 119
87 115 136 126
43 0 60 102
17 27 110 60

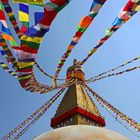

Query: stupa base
33 125 130 140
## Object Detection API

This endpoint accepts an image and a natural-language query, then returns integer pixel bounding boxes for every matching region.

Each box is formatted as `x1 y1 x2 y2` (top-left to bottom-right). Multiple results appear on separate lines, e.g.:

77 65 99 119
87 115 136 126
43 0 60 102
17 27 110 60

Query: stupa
34 60 130 140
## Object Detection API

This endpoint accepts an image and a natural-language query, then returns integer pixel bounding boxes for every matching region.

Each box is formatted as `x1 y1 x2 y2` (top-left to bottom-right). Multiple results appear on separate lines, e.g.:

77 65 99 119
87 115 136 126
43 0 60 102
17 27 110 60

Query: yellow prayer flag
18 11 29 22
134 5 140 11
21 35 43 43
13 0 44 6
18 62 34 69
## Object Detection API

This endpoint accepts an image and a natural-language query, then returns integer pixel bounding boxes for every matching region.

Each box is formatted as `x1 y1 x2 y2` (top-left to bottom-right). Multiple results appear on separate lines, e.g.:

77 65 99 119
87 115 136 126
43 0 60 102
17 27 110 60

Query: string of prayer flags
0 3 19 50
87 56 140 82
0 7 18 48
1 0 140 96
35 61 65 80
13 88 64 139
2 88 65 140
86 65 140 83
85 84 140 132
97 96 140 138
19 3 29 34
0 58 17 78
53 0 108 86
0 3 14 41
0 33 17 68
84 86 140 137
23 71 74 94
1 0 21 37
38 78 75 94
13 0 70 89
79 0 140 66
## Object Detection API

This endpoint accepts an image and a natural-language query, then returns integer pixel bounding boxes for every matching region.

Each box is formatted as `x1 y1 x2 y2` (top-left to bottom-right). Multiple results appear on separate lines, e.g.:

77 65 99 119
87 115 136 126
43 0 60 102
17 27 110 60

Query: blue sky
0 0 140 139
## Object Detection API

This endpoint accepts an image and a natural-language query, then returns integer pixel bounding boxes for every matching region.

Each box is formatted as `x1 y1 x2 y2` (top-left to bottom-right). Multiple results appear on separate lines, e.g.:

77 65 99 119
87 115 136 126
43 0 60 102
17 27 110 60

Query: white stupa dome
34 125 130 140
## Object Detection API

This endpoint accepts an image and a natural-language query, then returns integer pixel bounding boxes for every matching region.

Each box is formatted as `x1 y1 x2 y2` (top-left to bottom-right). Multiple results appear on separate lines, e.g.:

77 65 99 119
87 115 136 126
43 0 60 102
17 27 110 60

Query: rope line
24 71 75 94
35 61 65 81
2 88 65 140
86 66 140 83
84 84 140 133
88 56 140 80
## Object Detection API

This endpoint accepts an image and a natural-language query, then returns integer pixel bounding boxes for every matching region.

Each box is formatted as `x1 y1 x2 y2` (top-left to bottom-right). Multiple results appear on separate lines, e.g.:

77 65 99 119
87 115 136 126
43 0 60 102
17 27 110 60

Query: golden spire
51 61 105 128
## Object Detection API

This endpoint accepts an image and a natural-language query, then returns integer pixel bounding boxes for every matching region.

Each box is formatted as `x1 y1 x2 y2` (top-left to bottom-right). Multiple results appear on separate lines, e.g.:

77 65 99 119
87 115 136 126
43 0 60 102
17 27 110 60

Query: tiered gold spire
51 60 105 128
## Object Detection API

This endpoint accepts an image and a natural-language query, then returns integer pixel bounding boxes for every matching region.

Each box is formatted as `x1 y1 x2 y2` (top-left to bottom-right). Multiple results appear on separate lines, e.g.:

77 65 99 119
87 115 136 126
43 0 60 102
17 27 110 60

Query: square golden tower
51 60 105 128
